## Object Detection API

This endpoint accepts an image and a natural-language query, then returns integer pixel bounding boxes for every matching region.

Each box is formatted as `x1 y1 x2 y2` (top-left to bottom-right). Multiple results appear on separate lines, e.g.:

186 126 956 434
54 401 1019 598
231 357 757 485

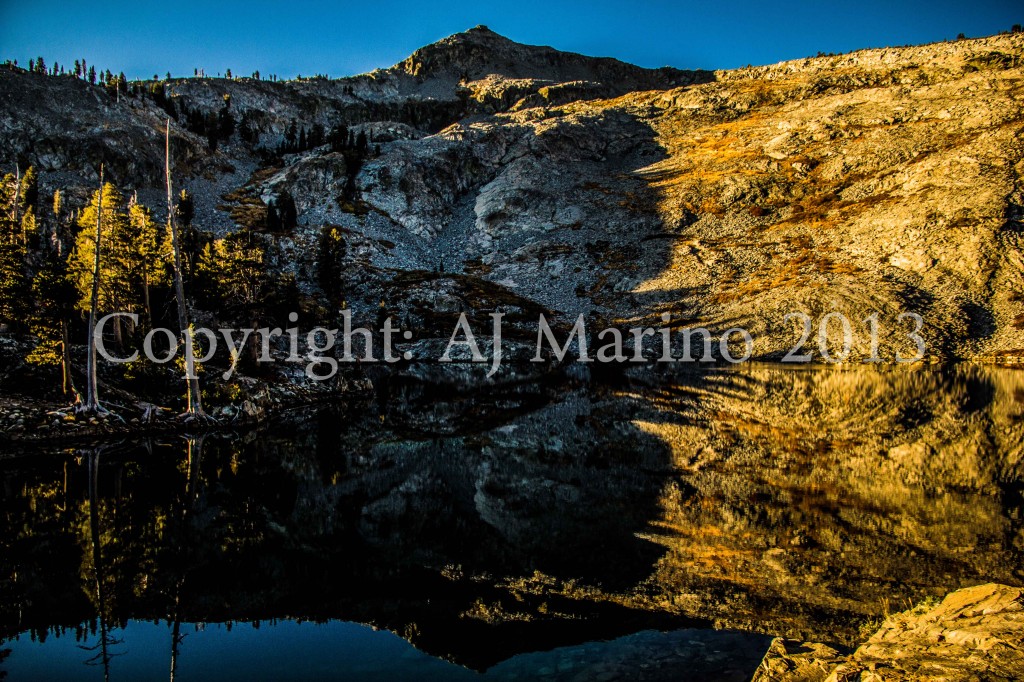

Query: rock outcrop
754 583 1024 681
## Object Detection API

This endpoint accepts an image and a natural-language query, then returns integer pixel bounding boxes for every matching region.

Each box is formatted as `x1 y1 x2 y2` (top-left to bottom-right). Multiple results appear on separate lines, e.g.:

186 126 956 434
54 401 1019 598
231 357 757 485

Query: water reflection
0 364 1021 679
1 620 771 681
82 447 124 681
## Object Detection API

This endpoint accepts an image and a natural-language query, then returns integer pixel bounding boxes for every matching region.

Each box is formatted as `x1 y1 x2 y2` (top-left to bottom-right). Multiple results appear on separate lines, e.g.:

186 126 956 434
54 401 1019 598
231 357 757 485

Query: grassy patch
463 257 492 276
337 197 371 215
713 251 860 303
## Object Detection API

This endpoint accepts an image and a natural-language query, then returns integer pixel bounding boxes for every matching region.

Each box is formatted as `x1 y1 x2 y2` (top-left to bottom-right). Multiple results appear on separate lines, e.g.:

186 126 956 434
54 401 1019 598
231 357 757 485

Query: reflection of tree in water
168 435 204 682
79 447 124 681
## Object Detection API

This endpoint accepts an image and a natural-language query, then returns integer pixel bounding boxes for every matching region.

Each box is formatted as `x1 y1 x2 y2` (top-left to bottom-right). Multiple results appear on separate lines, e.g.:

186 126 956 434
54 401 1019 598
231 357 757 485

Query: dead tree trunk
11 165 19 228
166 120 206 418
86 448 117 682
142 269 152 328
83 165 105 413
61 318 80 403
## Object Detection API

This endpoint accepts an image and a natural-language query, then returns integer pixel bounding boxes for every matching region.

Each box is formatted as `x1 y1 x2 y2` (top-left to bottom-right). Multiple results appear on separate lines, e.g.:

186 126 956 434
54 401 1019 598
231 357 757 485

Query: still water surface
1 364 1021 680
3 620 770 681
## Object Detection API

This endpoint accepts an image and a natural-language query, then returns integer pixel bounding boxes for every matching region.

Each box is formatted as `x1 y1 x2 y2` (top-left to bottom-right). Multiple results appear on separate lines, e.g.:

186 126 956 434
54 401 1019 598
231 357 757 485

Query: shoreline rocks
753 583 1024 681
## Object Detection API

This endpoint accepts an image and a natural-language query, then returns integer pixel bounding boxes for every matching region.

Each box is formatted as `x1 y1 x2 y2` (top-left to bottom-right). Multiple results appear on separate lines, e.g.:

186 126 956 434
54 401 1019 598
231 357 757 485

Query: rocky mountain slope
1 27 1022 362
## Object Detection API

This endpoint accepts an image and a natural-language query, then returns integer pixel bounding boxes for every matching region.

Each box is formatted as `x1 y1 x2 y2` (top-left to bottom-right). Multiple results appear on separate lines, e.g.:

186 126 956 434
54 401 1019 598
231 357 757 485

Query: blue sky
1 1 1020 79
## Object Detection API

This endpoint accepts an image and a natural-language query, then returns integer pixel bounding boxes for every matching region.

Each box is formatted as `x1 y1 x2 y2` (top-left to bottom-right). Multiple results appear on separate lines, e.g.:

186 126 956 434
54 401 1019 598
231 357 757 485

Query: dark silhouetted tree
317 225 347 304
217 94 234 140
328 124 350 152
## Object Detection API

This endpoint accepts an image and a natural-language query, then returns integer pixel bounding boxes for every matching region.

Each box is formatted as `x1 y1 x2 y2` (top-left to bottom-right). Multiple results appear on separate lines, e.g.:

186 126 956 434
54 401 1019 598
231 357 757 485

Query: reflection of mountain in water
0 366 1021 673
625 365 1024 641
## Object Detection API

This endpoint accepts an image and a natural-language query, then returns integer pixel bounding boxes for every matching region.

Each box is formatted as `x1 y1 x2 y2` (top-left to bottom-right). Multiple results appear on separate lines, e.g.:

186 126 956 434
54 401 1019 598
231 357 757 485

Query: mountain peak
396 26 692 88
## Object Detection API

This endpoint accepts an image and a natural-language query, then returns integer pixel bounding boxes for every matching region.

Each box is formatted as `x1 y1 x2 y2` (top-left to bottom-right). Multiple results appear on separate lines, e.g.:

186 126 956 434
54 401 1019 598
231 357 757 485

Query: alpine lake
1 363 1022 681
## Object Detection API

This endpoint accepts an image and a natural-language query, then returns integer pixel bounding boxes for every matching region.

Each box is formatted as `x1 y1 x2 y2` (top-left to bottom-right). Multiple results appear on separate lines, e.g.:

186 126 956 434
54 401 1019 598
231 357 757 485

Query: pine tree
88 65 96 84
0 240 28 328
217 95 234 140
199 230 269 309
27 245 80 401
239 111 258 144
20 206 37 246
317 225 347 305
0 179 29 328
168 188 204 281
206 112 219 151
197 229 269 366
176 188 194 227
69 180 132 350
126 194 166 324
70 183 171 351
284 120 298 153
0 173 15 223
310 123 325 148
18 165 37 215
328 124 350 152
277 191 297 230
52 189 68 250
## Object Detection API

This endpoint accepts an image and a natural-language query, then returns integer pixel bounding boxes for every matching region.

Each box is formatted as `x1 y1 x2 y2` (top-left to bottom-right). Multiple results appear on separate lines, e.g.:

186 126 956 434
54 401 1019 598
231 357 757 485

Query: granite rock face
1 29 1023 360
